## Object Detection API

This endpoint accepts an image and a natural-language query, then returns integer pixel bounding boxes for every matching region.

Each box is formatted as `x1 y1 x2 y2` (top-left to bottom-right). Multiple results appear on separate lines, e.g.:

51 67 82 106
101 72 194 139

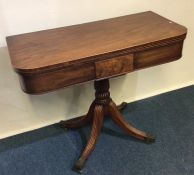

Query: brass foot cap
145 134 156 144
59 121 68 130
73 157 86 174
118 102 128 111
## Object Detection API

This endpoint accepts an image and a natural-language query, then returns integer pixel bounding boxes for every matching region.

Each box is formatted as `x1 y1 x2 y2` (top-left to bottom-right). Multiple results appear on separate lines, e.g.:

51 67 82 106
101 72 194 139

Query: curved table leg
59 102 95 129
108 101 155 143
73 105 104 173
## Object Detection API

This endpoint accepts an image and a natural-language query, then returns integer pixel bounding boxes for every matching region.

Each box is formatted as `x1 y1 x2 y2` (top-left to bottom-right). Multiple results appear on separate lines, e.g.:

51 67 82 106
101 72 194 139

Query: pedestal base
59 79 155 173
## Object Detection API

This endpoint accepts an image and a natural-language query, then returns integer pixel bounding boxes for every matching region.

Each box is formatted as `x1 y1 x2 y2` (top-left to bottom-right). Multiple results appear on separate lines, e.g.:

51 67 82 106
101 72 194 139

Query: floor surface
0 85 194 175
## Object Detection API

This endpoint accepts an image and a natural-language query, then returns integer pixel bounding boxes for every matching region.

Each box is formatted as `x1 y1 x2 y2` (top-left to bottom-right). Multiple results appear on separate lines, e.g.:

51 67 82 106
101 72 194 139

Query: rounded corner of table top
5 11 188 94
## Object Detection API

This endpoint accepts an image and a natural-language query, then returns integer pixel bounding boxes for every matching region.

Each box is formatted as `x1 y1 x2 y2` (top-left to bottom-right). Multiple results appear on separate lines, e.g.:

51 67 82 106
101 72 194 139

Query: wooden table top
6 11 187 94
6 11 186 74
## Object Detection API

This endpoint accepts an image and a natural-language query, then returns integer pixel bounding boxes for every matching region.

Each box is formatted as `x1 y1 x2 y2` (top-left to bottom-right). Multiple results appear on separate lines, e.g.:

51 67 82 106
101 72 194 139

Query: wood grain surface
95 54 133 79
6 11 187 73
6 11 187 94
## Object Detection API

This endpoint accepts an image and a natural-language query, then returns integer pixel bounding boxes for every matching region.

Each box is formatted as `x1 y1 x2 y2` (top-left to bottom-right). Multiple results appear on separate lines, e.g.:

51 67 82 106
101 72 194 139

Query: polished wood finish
95 54 133 80
60 79 154 173
108 101 154 143
18 63 95 94
6 11 187 173
134 42 183 69
6 11 187 94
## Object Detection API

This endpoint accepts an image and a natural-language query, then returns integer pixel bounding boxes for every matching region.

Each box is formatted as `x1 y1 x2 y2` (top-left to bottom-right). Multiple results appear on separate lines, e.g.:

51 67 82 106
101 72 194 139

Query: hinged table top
6 11 187 74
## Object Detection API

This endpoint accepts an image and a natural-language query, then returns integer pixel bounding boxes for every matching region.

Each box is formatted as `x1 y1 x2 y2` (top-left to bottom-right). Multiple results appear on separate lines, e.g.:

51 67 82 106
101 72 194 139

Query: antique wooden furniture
6 11 187 173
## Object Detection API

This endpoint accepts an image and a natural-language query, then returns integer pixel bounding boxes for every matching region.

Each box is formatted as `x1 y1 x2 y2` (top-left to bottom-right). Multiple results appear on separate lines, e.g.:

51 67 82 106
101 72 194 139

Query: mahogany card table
6 11 187 173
